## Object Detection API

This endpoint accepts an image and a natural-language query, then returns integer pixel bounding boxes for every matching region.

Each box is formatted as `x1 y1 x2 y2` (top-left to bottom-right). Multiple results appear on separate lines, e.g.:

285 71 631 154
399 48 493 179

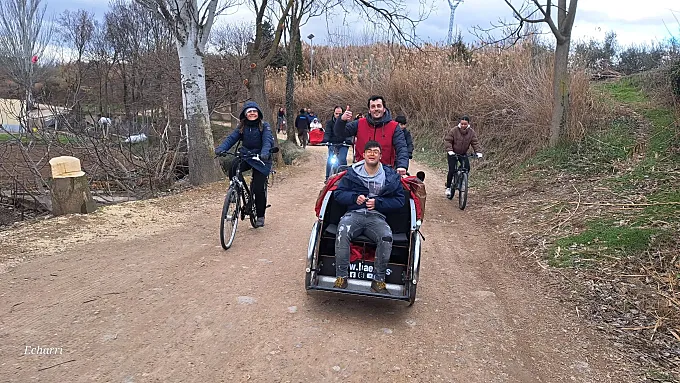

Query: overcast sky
46 0 677 47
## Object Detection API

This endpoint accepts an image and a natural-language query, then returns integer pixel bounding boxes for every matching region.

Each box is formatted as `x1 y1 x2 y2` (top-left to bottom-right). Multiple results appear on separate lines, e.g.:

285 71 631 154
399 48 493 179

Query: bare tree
57 9 95 108
88 19 118 117
209 22 252 125
498 0 579 146
280 0 322 142
0 0 52 114
134 0 236 185
245 0 294 123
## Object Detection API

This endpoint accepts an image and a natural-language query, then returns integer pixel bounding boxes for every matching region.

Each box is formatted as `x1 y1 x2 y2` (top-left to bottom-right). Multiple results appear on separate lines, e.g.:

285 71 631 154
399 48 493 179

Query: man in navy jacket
333 140 405 294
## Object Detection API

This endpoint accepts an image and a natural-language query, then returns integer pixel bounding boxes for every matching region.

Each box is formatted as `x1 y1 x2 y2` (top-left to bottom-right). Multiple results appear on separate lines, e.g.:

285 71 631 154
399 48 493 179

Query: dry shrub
266 43 605 168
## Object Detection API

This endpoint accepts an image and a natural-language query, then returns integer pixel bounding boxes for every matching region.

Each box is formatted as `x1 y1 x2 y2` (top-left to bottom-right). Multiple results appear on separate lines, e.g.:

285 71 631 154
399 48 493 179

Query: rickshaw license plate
318 255 405 284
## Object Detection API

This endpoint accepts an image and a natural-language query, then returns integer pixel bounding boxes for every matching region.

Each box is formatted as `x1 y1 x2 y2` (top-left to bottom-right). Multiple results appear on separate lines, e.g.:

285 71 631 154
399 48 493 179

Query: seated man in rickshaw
333 140 405 294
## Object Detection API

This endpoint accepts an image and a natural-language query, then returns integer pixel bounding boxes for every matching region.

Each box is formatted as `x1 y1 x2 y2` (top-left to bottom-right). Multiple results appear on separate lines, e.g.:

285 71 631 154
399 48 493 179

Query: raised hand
342 105 353 121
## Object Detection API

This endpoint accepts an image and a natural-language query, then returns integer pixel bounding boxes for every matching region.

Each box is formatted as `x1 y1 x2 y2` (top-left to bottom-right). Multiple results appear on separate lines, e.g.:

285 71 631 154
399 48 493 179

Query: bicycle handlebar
319 142 353 147
448 153 481 159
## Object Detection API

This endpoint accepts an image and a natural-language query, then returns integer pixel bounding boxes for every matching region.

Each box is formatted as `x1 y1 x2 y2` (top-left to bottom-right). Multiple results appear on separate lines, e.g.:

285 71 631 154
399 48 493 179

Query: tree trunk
549 38 571 147
285 25 300 144
177 41 222 185
51 176 97 216
285 66 297 144
247 68 273 124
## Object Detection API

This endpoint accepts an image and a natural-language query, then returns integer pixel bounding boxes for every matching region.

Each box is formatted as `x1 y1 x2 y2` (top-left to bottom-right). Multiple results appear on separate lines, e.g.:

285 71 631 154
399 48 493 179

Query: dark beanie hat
395 115 407 124
461 115 470 122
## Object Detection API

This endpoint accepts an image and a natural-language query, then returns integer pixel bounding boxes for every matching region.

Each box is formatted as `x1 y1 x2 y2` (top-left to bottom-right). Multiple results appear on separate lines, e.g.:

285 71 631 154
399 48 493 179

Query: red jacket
354 118 399 166
333 109 409 169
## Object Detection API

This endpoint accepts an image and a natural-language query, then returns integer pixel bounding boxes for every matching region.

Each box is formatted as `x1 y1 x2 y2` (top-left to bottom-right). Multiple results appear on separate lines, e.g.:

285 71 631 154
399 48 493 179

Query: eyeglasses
364 149 381 155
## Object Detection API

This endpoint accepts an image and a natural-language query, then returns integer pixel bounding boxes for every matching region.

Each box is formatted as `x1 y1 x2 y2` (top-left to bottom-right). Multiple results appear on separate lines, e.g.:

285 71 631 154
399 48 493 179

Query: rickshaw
305 170 426 305
308 127 325 145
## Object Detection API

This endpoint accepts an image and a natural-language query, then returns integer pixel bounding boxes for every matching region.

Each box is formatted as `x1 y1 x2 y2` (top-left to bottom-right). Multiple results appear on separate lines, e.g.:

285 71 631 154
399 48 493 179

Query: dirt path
0 147 639 382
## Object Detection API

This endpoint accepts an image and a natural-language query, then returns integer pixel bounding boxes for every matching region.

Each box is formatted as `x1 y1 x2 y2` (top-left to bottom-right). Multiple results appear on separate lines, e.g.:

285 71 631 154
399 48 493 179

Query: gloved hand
476 153 483 158
215 150 225 157
260 153 270 161
447 151 454 156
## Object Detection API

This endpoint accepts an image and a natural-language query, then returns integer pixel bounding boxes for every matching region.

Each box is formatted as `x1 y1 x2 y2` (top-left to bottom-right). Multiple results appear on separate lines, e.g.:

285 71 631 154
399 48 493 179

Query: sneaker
445 188 452 198
334 277 348 289
370 280 390 294
255 217 265 227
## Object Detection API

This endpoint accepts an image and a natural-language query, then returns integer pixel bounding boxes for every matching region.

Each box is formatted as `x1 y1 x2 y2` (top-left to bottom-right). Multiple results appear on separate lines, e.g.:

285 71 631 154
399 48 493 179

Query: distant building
0 99 70 133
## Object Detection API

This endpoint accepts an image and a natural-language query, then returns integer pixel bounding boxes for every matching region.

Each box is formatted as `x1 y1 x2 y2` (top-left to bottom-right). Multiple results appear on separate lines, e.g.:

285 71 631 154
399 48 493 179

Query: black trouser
446 154 470 188
297 129 308 147
230 161 267 218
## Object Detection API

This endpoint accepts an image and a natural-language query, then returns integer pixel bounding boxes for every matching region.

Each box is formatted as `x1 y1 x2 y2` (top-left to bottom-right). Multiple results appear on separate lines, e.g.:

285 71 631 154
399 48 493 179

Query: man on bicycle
333 140 405 294
334 96 409 175
215 101 274 227
443 115 483 198
322 106 353 181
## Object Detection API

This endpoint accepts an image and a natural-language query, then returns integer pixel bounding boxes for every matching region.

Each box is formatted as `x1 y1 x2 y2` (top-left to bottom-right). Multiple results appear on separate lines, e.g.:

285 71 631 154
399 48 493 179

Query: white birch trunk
174 11 222 185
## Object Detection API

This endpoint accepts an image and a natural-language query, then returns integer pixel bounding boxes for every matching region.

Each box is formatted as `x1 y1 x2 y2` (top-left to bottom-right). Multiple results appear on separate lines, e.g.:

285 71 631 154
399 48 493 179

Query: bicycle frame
224 152 257 218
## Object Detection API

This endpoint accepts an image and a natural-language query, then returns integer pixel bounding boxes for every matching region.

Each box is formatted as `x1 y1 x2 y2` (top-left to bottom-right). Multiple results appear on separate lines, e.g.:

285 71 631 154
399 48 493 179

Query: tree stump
48 156 97 216
51 176 97 216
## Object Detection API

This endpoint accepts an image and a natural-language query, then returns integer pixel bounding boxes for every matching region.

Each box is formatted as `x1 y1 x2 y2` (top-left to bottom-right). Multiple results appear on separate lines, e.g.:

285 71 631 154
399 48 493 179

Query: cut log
51 176 97 216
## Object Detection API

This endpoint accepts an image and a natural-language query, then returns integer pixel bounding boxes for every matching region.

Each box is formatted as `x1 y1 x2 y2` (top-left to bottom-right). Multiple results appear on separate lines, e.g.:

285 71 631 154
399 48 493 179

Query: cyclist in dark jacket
394 115 414 159
322 106 353 180
332 140 405 295
215 101 273 227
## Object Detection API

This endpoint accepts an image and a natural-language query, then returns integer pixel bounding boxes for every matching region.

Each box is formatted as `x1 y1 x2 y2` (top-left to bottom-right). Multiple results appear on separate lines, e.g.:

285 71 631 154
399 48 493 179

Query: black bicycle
320 142 353 177
217 147 278 250
447 153 479 210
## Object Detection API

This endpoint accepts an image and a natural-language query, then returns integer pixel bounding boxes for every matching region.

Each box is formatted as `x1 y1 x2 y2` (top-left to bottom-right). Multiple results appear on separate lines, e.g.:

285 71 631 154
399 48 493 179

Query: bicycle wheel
220 187 240 250
329 160 339 177
458 172 468 210
248 190 259 228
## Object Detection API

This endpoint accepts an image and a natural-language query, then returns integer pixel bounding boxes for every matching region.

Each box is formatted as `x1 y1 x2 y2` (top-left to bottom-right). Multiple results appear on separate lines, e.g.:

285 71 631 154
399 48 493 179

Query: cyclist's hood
239 101 263 120
365 108 393 127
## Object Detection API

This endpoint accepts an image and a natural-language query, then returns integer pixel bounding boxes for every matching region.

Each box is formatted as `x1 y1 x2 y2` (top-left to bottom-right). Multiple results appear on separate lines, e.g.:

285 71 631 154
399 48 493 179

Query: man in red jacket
334 96 409 175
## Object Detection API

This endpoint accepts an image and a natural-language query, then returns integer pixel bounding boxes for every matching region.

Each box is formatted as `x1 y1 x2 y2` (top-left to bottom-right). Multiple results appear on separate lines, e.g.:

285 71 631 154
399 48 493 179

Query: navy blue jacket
401 127 414 159
323 117 353 145
334 164 405 215
295 114 310 131
334 108 409 170
215 101 274 176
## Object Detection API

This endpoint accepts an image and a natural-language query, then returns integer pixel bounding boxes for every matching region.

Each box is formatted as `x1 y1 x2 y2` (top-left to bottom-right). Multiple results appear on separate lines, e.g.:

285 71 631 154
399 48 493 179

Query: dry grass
266 43 605 168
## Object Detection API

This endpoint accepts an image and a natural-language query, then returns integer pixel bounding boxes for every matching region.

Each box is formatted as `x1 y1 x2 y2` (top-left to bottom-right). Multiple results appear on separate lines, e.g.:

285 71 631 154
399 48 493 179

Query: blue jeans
326 145 349 180
335 210 393 282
